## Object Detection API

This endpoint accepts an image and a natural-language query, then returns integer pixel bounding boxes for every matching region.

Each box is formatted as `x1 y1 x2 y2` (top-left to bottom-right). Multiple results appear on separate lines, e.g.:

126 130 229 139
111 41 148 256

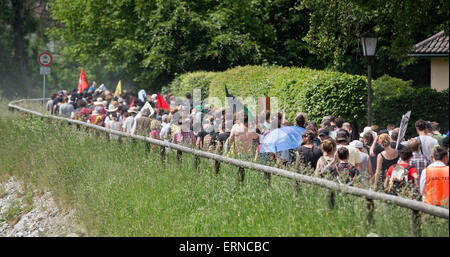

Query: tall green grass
0 104 448 236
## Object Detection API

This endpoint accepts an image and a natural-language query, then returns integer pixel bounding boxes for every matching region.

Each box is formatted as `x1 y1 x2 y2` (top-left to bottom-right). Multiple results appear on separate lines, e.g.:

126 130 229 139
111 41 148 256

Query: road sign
40 66 51 75
38 52 53 66
38 52 52 106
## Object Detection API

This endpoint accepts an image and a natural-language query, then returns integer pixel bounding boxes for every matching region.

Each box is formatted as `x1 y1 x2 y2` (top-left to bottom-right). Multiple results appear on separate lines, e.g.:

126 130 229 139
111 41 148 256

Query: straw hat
107 101 119 112
94 97 104 106
360 126 377 139
128 107 138 114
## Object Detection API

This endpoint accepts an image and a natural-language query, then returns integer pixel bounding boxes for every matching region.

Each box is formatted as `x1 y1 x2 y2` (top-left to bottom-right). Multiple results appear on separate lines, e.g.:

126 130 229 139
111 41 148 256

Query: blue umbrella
259 126 305 153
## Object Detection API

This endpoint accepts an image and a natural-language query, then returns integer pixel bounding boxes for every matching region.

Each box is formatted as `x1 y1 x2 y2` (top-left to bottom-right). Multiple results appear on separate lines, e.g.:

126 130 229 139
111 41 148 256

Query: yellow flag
114 80 122 97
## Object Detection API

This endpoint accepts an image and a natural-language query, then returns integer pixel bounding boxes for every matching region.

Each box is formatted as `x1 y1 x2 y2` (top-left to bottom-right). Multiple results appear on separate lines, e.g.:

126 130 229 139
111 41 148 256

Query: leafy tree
48 0 313 91
301 0 449 82
0 0 52 97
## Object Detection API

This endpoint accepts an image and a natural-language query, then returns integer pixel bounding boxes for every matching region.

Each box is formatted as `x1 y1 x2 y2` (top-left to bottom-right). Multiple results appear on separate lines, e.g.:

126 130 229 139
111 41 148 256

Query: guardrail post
214 160 220 174
145 142 150 153
237 167 245 184
326 190 335 209
263 172 271 186
160 145 166 163
411 210 421 237
6 99 450 223
294 181 301 195
105 131 110 142
366 198 375 226
176 150 182 164
194 155 200 171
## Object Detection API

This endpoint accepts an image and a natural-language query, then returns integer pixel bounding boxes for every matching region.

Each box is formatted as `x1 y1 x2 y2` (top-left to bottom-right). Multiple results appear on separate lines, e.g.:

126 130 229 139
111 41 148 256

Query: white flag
138 89 147 103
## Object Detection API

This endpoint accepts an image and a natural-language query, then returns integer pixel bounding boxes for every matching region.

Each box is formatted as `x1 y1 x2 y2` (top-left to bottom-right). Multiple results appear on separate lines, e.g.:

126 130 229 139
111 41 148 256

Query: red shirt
386 163 418 181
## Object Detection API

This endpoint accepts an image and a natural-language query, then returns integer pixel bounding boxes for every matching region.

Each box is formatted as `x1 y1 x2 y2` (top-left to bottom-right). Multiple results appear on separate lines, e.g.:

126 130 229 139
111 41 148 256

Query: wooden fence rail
8 99 449 235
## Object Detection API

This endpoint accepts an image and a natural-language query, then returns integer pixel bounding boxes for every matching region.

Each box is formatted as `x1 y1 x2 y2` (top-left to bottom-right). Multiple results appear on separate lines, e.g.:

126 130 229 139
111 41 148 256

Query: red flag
78 68 89 93
129 96 135 107
157 93 170 110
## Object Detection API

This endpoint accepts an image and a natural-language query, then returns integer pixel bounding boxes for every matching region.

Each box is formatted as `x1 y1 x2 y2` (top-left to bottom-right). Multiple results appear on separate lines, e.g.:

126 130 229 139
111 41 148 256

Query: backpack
387 164 412 195
333 162 359 185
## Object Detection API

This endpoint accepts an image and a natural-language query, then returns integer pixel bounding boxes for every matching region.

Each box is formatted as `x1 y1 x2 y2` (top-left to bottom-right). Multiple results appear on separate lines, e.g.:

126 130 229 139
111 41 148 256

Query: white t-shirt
417 135 439 162
122 116 135 133
337 145 361 166
160 122 172 139
358 151 369 173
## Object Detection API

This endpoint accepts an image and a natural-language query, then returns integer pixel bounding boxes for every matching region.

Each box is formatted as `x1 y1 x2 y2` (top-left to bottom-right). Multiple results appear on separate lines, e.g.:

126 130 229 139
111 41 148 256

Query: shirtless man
229 111 259 159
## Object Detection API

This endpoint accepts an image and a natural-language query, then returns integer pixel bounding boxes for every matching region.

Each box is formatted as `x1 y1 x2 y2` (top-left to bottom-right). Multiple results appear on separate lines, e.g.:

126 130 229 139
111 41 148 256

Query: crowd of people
45 83 449 207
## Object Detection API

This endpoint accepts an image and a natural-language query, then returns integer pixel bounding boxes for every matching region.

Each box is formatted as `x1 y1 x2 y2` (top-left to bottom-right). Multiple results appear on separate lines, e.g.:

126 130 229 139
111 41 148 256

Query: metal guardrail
8 98 449 235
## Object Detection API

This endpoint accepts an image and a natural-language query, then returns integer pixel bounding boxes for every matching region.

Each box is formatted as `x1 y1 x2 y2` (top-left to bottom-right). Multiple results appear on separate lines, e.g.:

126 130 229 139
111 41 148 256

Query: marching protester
350 140 370 180
295 130 323 173
430 122 444 147
314 138 337 178
420 146 449 206
384 147 420 196
229 112 259 159
415 119 439 163
407 138 430 176
335 130 362 171
371 133 399 191
122 106 138 134
329 147 360 185
45 81 449 207
134 108 152 136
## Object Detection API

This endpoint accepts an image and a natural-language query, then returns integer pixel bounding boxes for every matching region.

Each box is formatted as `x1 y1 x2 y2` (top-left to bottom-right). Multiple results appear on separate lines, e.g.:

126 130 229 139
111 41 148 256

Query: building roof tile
410 31 449 56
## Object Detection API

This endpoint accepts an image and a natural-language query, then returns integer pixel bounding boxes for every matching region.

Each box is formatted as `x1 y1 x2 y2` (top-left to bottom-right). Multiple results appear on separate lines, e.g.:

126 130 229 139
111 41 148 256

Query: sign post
38 52 52 106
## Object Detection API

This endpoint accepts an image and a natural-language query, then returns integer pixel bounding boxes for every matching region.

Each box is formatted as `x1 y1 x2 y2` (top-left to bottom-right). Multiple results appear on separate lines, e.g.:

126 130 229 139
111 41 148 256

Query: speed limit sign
38 52 53 66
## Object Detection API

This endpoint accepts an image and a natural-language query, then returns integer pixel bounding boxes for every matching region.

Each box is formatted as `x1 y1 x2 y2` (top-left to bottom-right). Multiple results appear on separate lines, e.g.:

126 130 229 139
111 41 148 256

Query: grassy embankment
0 99 448 236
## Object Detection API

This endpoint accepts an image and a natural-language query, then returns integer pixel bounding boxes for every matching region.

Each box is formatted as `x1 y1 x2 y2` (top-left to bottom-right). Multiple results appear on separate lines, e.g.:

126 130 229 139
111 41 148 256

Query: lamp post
360 30 377 126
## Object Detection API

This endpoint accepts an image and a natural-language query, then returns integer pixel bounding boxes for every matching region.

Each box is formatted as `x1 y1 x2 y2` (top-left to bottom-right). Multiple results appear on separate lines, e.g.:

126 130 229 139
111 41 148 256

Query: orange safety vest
424 166 449 206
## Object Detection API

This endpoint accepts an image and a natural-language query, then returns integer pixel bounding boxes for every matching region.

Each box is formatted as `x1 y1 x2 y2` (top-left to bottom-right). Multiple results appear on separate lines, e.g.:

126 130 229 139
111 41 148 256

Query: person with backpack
384 147 420 196
88 109 102 125
328 147 359 185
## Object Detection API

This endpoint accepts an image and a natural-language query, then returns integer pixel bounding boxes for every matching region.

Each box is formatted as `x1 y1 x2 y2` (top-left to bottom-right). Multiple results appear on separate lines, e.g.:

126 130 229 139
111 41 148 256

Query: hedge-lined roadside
165 66 448 136
166 65 368 124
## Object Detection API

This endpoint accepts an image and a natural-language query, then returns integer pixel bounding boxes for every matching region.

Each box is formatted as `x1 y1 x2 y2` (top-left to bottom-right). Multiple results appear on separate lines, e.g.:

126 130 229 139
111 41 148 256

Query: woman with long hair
314 138 337 177
295 130 323 174
372 133 399 191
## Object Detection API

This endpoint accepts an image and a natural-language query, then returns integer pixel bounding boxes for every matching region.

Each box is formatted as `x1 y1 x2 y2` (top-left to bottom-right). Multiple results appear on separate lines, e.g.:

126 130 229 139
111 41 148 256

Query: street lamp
360 29 377 126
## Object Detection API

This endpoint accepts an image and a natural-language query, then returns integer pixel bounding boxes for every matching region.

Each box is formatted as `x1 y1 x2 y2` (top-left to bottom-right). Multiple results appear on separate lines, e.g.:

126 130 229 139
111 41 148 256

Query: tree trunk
12 0 33 97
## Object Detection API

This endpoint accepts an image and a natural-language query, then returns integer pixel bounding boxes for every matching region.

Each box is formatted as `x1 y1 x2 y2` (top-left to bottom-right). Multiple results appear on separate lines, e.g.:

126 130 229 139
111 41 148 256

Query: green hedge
165 66 449 138
372 74 414 100
165 65 368 124
373 87 449 138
